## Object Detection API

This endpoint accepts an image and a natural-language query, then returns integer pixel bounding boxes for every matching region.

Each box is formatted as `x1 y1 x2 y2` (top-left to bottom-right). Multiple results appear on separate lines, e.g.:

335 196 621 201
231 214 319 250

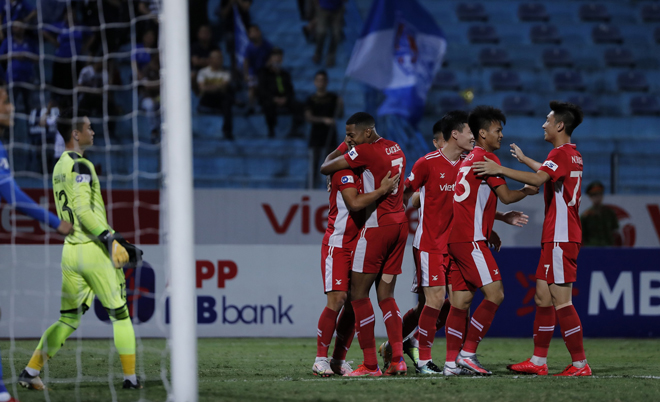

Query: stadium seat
479 47 510 67
592 24 623 44
553 71 585 91
617 71 649 92
542 47 573 68
640 3 660 22
490 70 522 91
567 94 599 116
434 70 460 91
468 24 499 43
579 3 610 22
456 3 488 21
502 95 534 115
604 47 635 68
439 95 468 114
518 3 549 22
630 95 660 115
530 24 561 44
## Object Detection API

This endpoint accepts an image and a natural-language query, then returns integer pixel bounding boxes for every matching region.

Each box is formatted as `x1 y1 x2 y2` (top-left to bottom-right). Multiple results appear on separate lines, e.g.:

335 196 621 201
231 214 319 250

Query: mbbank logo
94 261 156 324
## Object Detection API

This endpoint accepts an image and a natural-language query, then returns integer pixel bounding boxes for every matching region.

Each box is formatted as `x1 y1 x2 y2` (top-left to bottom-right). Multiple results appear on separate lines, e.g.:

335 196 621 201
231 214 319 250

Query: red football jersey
344 137 407 228
538 143 583 244
323 169 362 248
405 149 462 254
449 146 506 243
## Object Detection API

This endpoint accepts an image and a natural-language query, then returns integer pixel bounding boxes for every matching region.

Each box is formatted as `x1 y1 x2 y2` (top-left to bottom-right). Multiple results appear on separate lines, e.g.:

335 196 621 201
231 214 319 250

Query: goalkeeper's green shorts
60 242 127 314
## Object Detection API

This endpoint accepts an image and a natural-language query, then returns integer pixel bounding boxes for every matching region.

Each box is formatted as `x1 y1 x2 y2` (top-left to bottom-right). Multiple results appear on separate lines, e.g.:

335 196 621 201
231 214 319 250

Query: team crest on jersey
76 174 92 183
542 160 558 171
348 148 359 160
341 175 354 184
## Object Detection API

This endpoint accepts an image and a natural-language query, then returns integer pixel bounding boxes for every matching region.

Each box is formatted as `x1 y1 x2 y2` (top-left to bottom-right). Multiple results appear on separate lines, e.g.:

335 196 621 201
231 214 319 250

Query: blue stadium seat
479 47 510 67
502 95 534 115
518 3 549 22
592 24 623 44
530 24 561 44
439 95 468 114
457 3 488 22
579 3 610 22
468 24 499 43
542 47 573 68
640 3 660 22
567 95 599 116
434 70 460 91
630 95 660 115
617 71 649 92
553 71 585 91
603 47 635 67
490 70 522 91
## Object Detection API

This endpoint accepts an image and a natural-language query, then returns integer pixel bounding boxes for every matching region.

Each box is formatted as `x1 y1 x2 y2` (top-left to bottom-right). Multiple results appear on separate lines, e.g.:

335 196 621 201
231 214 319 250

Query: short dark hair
57 108 89 143
271 47 284 57
435 110 469 142
315 69 328 79
346 112 375 129
248 24 260 31
549 100 583 136
468 105 506 140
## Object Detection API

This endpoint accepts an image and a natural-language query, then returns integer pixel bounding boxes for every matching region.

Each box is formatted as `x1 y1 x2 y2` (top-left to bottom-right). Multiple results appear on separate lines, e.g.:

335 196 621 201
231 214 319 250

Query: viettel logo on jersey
94 261 156 324
514 271 579 317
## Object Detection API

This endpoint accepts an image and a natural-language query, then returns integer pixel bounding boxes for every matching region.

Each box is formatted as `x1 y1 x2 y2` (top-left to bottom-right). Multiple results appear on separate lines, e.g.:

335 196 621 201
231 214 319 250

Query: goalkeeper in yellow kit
18 108 143 390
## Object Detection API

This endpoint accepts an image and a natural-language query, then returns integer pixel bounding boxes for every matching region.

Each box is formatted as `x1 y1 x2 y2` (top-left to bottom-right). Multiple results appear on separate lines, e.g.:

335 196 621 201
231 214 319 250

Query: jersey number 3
58 190 75 224
454 166 471 203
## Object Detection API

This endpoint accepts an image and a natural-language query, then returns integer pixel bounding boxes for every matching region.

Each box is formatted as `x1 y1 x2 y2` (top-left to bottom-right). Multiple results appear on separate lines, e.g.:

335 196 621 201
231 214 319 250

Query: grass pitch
2 337 659 401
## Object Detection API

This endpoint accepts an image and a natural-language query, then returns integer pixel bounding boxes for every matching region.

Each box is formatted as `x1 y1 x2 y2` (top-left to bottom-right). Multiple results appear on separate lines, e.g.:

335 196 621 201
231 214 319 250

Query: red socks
445 306 468 362
379 297 403 362
351 298 378 369
532 306 556 358
462 300 499 354
435 298 451 330
418 305 440 361
401 307 419 340
316 307 338 358
332 306 355 361
556 305 586 362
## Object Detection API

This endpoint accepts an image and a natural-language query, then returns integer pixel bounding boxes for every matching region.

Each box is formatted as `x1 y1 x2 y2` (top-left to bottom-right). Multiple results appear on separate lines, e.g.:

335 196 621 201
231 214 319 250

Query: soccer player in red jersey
445 106 538 376
321 112 408 377
313 141 400 377
473 101 590 376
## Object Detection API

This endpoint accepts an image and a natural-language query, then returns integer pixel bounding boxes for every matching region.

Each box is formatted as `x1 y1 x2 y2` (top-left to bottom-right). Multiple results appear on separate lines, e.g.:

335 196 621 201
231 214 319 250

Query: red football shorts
352 223 408 275
535 242 580 285
448 241 501 292
411 247 448 293
321 244 352 293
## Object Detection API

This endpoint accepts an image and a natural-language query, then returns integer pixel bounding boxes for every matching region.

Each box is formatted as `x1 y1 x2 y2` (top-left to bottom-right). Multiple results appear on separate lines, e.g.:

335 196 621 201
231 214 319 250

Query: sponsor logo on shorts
76 174 92 183
341 176 354 184
542 160 558 171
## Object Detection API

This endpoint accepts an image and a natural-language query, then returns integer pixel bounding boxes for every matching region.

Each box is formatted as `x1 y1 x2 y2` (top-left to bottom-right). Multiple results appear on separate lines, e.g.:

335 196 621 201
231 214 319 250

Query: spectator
135 0 159 38
0 22 36 112
80 0 129 54
305 69 343 187
580 181 620 246
27 99 59 173
197 49 234 141
132 29 157 73
77 57 121 139
243 24 272 110
313 0 346 67
43 7 91 107
190 25 219 93
0 0 36 42
139 54 161 144
216 0 251 70
257 47 304 138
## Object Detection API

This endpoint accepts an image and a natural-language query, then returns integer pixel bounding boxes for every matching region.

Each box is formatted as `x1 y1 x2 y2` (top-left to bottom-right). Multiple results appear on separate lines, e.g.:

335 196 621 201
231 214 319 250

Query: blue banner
467 248 660 337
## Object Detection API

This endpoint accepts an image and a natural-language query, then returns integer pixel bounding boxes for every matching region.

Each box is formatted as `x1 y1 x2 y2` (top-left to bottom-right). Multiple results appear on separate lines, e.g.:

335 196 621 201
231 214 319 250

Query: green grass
2 338 660 401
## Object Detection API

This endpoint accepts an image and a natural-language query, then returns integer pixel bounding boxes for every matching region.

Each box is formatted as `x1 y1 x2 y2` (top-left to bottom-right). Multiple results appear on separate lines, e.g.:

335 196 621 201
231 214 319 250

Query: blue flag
345 0 446 126
234 5 249 67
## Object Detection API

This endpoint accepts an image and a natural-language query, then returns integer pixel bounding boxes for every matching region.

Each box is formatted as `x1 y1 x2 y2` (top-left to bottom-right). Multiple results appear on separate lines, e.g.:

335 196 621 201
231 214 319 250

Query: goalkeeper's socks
124 374 138 386
316 307 338 358
24 366 40 377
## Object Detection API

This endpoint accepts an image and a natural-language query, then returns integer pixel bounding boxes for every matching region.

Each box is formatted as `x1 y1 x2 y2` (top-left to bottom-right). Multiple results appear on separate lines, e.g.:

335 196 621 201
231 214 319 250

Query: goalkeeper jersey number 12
52 151 112 245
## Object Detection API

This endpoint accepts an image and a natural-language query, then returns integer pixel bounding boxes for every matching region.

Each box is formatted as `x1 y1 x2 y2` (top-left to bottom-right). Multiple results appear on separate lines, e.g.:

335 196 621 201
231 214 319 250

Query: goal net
0 0 178 400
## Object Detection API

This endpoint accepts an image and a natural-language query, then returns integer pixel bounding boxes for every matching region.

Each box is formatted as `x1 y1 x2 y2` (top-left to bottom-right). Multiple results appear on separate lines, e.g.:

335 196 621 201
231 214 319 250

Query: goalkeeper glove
98 230 144 268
